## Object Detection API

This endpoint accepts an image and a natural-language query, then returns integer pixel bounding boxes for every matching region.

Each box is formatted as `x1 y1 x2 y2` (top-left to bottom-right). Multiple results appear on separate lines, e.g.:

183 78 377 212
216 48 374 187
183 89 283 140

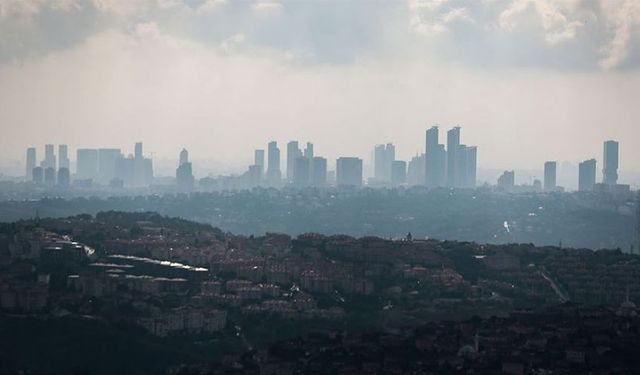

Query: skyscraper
44 167 56 187
374 143 395 183
58 145 69 170
603 140 619 185
42 144 56 170
135 142 143 159
57 168 70 188
446 127 460 187
286 141 301 181
179 148 189 166
245 165 262 187
431 145 447 187
267 141 281 185
134 142 145 187
311 157 327 187
26 147 36 181
464 146 477 188
32 167 44 184
497 170 515 191
76 149 99 180
391 160 407 185
579 159 597 192
336 157 363 187
293 156 310 187
143 158 154 187
544 161 557 191
426 126 439 154
455 144 469 188
115 155 135 187
97 148 122 183
425 126 446 187
304 142 314 159
176 149 194 192
407 153 425 186
254 149 265 174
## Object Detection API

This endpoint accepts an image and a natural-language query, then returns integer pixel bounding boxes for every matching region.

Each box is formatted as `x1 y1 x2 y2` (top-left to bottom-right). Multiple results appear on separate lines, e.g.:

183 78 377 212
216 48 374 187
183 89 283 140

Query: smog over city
1 1 640 374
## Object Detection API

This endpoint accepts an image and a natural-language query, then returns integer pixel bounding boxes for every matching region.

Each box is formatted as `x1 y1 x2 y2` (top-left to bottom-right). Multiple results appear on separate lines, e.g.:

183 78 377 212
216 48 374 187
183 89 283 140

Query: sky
1 0 640 180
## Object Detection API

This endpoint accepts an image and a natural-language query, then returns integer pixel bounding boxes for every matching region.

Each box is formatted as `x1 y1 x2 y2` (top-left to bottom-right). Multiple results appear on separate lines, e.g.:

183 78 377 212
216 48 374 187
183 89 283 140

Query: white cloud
252 0 282 12
91 0 153 16
410 15 447 37
441 8 473 24
408 0 449 12
197 0 227 14
409 5 474 37
599 0 640 70
0 0 81 17
499 0 585 46
219 33 245 54
134 21 161 39
0 0 44 17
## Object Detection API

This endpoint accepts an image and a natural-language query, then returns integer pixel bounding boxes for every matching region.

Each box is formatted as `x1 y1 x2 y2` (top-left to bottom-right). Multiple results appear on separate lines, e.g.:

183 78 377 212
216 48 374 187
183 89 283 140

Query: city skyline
1 1 640 174
17 134 627 192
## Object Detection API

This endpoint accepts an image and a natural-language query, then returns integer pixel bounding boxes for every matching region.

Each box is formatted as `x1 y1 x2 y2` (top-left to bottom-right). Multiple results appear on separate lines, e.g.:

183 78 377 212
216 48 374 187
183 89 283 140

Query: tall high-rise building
391 160 407 185
455 144 469 188
26 147 36 181
254 149 265 174
57 168 70 188
374 143 395 183
497 170 515 191
32 167 44 184
579 159 597 192
133 142 146 187
603 140 619 185
135 142 143 159
293 156 310 187
179 148 189 166
58 145 69 170
44 167 56 187
311 157 327 187
176 149 194 193
428 144 447 187
267 141 281 184
97 149 122 183
544 161 557 191
464 146 477 188
143 158 154 187
245 165 262 187
115 155 135 187
286 141 301 181
426 126 439 154
76 149 99 180
407 153 425 186
425 126 446 187
304 142 314 159
42 144 56 170
336 157 363 187
446 127 460 187
110 144 153 188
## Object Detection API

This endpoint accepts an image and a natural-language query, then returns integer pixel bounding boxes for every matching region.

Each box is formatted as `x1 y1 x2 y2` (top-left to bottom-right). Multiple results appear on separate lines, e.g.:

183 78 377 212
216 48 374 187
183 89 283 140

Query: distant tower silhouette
179 148 189 166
